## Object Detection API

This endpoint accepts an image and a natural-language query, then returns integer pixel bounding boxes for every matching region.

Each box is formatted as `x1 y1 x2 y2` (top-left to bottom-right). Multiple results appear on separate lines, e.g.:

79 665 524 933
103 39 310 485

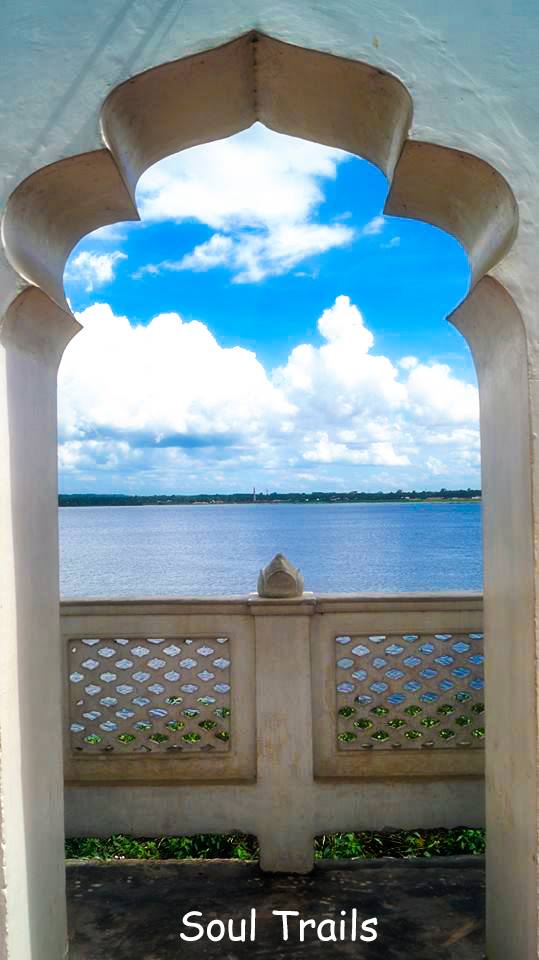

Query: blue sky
60 124 479 494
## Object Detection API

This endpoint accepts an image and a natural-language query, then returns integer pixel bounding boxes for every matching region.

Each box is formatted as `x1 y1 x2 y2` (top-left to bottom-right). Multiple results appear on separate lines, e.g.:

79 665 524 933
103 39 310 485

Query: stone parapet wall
62 593 484 871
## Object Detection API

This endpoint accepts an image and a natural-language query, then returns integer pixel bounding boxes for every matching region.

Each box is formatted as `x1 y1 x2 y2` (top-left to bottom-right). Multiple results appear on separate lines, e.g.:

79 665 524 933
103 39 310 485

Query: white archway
0 34 533 960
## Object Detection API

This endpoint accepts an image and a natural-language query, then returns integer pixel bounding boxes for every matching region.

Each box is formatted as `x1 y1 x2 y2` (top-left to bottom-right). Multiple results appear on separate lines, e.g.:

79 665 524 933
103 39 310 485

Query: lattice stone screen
68 635 231 753
336 631 484 750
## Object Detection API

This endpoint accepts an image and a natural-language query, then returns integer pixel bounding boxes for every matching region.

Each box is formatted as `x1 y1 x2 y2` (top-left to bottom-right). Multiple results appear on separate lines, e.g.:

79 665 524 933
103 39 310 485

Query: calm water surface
59 502 482 597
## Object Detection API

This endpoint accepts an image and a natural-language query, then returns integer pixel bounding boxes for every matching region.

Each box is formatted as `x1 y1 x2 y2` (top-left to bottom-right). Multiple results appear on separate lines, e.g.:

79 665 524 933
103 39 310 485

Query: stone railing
62 570 484 872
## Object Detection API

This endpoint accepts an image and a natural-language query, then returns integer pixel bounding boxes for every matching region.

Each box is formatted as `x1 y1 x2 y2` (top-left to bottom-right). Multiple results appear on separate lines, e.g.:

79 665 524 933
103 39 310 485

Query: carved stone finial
257 553 304 598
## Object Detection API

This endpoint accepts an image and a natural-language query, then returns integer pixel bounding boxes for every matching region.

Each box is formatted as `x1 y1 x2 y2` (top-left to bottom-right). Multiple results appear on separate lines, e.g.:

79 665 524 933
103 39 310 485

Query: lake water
59 502 482 597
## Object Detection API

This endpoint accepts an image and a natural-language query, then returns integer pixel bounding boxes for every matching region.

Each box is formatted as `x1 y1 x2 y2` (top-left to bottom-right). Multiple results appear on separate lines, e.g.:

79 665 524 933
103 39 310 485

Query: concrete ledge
60 592 483 617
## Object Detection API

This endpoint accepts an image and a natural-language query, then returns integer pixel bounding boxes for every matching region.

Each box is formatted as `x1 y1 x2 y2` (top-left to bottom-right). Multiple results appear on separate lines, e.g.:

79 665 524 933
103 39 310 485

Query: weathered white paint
452 278 537 960
0 1 537 319
0 5 538 959
65 779 484 843
0 292 79 960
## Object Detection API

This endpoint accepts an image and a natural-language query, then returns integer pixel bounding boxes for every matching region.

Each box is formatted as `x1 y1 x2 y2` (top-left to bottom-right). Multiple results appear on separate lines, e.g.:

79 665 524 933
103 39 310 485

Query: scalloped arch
0 31 535 960
1 30 518 319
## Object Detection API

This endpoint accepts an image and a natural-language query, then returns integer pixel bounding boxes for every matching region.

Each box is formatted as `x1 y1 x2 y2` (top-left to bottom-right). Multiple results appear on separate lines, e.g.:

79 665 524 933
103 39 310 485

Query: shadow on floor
67 856 485 960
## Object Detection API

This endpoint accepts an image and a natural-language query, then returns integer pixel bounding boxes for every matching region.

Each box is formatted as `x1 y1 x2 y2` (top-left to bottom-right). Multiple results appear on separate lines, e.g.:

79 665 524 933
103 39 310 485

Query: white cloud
139 224 354 283
89 224 129 243
359 217 402 248
65 251 127 291
70 127 406 290
302 433 410 466
174 234 235 272
132 235 235 279
275 296 405 413
58 302 295 450
424 456 447 476
406 361 479 424
361 215 385 236
232 224 354 283
133 123 354 283
58 296 480 491
137 124 347 230
399 356 419 370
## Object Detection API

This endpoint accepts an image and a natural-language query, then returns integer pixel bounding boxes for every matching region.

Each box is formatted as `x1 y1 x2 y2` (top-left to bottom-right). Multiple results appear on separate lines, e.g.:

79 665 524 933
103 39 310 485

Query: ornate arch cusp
0 30 519 333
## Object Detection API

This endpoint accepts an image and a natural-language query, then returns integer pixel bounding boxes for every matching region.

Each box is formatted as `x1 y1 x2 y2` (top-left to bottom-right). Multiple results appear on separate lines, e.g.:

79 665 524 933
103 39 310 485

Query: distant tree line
59 488 481 507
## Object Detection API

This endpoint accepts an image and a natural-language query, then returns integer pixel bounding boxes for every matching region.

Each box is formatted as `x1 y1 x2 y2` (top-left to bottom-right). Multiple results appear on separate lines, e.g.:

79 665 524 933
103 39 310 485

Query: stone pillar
0 289 80 960
252 604 316 872
452 277 537 960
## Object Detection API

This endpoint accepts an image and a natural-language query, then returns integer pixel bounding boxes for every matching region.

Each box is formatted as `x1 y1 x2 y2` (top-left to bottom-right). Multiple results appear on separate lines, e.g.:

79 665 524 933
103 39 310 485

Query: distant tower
253 486 256 502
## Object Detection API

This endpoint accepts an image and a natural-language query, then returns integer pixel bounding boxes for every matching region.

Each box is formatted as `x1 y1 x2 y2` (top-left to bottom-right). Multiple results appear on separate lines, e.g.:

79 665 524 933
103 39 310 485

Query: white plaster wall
0 0 538 325
65 779 485 838
0 5 538 958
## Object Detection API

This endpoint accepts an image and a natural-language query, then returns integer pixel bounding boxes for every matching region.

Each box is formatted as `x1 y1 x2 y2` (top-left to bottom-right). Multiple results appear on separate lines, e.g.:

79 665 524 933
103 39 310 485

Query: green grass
315 828 485 859
65 828 485 862
65 834 255 861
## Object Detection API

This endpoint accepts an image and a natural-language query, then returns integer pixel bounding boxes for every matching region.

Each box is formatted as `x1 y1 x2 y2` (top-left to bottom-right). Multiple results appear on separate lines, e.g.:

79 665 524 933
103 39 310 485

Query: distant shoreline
59 490 481 507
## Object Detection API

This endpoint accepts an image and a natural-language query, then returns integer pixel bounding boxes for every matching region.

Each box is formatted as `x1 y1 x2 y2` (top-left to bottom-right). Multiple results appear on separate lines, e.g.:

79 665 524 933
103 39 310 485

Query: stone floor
67 856 485 960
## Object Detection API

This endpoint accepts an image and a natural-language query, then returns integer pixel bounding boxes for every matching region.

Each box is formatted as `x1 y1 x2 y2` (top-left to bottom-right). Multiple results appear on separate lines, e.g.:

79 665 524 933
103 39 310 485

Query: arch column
0 289 80 960
452 277 537 960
